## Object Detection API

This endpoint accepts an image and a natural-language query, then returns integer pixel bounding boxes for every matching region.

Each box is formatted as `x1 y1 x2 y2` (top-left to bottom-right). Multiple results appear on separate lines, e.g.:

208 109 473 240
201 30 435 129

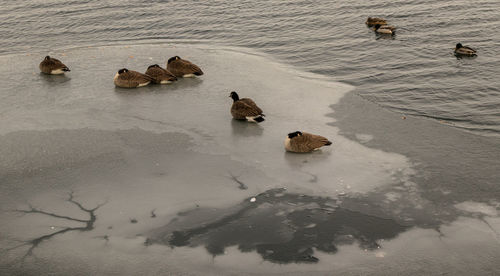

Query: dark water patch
330 92 500 206
150 188 409 264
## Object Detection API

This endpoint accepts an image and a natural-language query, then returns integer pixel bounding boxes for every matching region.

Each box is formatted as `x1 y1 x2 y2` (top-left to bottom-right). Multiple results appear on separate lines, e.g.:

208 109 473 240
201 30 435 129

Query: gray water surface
1 0 499 135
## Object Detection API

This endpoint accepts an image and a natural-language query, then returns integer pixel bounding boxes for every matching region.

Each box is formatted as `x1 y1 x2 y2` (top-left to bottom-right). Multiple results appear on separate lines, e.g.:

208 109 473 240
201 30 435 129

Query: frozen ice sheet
0 44 413 197
0 44 498 275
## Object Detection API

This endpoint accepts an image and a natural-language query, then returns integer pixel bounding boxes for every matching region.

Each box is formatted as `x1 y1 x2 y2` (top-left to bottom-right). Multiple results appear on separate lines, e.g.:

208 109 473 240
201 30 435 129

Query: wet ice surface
152 188 408 264
0 44 499 275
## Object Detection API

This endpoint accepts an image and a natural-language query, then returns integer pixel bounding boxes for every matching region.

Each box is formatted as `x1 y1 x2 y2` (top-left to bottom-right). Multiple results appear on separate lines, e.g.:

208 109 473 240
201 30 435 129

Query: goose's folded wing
122 71 153 86
232 101 261 117
134 71 154 82
145 68 172 82
463 46 476 52
164 68 177 78
240 98 263 114
303 133 331 148
42 58 67 70
180 60 203 74
145 68 163 79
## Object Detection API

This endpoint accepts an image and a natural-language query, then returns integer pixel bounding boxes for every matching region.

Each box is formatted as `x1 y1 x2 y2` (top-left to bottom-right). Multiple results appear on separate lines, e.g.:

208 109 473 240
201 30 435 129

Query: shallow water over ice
0 45 499 275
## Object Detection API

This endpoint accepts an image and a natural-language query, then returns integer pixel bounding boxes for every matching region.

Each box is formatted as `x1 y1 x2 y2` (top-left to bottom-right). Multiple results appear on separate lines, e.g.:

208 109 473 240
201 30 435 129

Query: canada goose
114 68 153 88
284 131 332 153
454 43 477 56
373 24 396 35
229 91 265 123
366 17 387 27
39 56 70 74
166 56 203 78
145 64 178 84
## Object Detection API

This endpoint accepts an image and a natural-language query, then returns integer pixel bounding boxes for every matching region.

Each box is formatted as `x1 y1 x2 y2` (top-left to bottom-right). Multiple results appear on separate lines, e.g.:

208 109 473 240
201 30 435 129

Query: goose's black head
118 68 129 74
168 56 180 64
229 91 239 102
456 43 463 49
148 64 160 69
288 131 302 139
374 24 382 30
45 56 51 60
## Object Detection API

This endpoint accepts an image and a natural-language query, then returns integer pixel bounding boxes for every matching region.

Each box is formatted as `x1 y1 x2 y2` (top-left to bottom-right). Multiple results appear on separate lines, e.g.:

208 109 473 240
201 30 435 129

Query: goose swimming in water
454 43 477 56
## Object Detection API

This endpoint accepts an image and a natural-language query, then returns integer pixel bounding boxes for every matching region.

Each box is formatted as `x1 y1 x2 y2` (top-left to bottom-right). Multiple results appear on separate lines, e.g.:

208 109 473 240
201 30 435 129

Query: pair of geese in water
366 17 397 35
366 17 477 56
39 56 332 153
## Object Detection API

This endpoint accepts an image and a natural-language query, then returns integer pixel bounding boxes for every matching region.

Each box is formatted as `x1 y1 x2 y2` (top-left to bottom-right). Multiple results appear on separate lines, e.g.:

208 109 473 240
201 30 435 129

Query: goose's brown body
39 56 70 74
229 91 265 123
455 43 477 56
374 24 396 35
167 56 203 77
145 65 177 84
366 17 387 27
114 69 153 88
285 132 332 153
